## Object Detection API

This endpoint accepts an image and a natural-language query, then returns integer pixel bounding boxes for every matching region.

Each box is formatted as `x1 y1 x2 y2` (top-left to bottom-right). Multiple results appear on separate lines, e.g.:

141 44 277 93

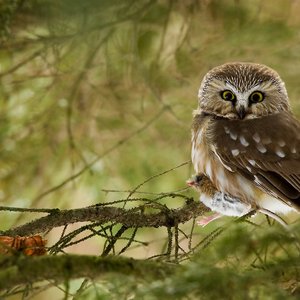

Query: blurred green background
1 0 300 218
1 0 300 298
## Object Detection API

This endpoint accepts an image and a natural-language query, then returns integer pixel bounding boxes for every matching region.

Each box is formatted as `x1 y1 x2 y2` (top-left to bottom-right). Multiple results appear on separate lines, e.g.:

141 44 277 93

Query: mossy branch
0 254 178 292
1 198 209 236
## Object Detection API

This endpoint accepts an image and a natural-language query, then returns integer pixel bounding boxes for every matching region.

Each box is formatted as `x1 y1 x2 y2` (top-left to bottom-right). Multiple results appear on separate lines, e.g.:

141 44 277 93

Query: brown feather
207 111 300 207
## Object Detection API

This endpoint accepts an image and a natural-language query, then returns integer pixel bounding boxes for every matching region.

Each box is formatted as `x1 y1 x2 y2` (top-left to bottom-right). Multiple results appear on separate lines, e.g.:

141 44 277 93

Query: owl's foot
196 212 222 227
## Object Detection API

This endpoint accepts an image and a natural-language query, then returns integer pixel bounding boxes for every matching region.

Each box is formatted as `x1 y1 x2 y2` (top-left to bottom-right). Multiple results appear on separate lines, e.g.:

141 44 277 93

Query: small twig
166 226 173 260
65 30 114 169
32 107 166 204
49 222 109 254
0 48 44 78
119 226 139 255
126 161 190 200
188 217 196 252
174 224 179 262
102 225 128 256
0 206 59 213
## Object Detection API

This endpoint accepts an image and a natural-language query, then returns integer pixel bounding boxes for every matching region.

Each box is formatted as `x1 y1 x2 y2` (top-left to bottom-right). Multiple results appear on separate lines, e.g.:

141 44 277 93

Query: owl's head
198 62 290 120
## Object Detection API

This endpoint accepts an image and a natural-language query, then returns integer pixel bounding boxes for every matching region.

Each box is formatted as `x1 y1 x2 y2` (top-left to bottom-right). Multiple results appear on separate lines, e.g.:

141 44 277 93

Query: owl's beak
237 106 246 119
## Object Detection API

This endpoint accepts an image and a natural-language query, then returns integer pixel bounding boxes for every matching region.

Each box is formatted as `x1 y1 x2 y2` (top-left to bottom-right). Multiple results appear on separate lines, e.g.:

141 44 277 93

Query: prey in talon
187 174 252 226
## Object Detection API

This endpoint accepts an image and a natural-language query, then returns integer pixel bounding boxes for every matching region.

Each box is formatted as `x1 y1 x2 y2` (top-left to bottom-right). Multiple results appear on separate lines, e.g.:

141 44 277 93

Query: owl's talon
196 213 222 227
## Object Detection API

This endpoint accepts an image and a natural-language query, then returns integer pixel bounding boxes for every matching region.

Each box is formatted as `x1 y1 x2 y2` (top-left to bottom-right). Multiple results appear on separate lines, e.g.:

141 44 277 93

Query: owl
191 62 300 224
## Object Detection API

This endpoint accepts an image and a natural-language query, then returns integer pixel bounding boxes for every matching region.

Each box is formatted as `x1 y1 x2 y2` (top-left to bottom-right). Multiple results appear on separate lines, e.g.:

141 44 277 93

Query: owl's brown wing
208 111 300 208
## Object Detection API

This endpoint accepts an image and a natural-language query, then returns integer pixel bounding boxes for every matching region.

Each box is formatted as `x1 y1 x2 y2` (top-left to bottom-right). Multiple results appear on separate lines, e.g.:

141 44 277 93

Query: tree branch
0 254 177 292
1 197 209 236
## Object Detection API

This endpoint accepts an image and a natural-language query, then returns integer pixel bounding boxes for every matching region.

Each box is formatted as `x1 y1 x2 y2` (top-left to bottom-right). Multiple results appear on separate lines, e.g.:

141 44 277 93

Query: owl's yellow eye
249 91 264 103
221 90 236 102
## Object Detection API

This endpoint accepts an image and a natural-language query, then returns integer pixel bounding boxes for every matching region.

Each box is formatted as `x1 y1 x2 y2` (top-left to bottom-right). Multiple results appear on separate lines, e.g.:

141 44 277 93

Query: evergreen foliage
0 0 300 298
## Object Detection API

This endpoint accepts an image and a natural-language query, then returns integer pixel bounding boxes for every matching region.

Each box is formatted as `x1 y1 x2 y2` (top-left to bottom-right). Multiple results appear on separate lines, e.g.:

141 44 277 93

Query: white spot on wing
229 131 237 140
239 135 249 147
249 160 256 166
222 162 234 172
256 144 267 153
246 166 252 172
254 175 261 185
278 140 286 147
231 149 239 156
252 133 261 143
276 149 285 158
291 147 297 154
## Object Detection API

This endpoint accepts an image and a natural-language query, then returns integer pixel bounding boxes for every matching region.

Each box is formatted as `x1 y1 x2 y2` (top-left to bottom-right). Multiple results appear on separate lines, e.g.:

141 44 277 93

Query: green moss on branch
0 254 177 292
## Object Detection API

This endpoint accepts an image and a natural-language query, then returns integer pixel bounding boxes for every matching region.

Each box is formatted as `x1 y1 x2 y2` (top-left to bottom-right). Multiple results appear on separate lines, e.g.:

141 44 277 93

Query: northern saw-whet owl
190 62 300 225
